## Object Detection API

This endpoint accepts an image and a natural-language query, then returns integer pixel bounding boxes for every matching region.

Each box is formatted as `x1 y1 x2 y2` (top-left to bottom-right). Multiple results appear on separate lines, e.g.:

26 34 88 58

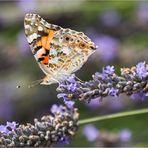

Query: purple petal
136 62 147 79
108 88 118 97
57 93 66 99
94 72 106 79
59 136 69 144
103 65 115 75
64 99 75 109
83 124 99 142
67 74 76 83
50 104 59 114
0 125 8 134
119 129 132 142
6 121 17 130
67 83 77 92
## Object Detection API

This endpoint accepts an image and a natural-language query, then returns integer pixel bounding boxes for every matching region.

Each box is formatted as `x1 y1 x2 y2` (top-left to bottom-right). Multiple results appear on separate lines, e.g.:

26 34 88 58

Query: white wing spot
61 47 71 55
25 24 31 29
28 33 37 43
49 57 59 64
38 26 43 31
50 48 58 55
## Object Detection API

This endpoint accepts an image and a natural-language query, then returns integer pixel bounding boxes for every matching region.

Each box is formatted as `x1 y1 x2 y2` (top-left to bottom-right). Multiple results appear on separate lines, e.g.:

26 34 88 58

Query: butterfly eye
79 43 86 49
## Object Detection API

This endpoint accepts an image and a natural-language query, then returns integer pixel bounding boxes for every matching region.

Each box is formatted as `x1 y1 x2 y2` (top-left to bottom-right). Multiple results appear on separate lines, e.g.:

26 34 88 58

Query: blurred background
0 0 148 147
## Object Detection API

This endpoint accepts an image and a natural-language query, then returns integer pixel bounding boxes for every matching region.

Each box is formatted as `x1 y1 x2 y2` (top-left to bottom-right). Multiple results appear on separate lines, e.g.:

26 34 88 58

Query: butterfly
24 13 97 85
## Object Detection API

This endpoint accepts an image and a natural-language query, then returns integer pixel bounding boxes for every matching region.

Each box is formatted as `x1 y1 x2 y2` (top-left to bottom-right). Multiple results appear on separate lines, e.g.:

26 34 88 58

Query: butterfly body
24 13 97 85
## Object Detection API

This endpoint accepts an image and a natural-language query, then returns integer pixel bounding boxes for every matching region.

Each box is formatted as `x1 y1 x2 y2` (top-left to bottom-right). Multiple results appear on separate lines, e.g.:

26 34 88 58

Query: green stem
79 108 148 125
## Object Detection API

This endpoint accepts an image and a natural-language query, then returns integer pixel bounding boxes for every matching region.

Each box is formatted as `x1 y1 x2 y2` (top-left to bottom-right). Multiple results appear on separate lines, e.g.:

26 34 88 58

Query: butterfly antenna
28 79 44 88
16 79 44 89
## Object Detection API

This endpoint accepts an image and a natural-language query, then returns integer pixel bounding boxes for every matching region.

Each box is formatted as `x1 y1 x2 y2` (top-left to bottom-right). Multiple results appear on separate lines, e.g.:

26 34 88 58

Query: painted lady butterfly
24 13 97 85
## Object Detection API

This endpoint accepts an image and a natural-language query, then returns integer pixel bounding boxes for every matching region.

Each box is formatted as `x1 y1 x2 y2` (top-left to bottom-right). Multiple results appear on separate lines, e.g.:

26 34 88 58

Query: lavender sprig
57 62 148 102
0 105 79 147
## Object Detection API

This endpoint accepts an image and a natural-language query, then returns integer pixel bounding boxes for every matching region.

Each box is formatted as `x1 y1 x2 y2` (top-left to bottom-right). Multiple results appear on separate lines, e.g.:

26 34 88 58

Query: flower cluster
0 105 79 147
83 124 132 147
57 62 148 102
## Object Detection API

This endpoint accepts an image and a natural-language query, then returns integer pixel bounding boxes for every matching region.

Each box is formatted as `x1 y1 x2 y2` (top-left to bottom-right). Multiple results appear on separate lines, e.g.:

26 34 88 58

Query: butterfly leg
57 72 83 83
50 77 61 85
75 76 83 83
40 75 60 85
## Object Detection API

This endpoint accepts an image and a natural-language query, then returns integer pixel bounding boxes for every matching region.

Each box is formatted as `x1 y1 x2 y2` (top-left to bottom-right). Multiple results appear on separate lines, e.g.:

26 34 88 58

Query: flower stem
79 108 148 125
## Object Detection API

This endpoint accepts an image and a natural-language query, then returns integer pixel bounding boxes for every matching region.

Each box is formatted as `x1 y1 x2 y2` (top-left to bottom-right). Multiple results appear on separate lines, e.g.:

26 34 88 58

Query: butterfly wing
24 13 61 76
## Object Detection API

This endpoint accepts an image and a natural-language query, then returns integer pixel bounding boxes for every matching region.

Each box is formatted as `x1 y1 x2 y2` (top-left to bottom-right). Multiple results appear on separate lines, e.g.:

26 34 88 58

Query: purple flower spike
83 124 99 142
136 62 147 79
57 62 148 103
103 65 115 75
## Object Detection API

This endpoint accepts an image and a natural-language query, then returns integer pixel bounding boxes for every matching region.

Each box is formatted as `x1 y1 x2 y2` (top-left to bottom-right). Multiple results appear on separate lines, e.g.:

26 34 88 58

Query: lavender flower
100 9 121 27
136 62 147 79
137 2 148 23
108 88 119 97
59 136 69 144
6 122 18 132
0 105 79 147
63 99 75 109
0 125 8 134
119 129 132 142
17 31 30 56
94 72 106 80
130 91 148 101
57 62 148 103
17 0 36 13
85 98 100 109
83 124 99 142
0 121 17 134
103 66 115 75
93 35 119 62
83 124 132 147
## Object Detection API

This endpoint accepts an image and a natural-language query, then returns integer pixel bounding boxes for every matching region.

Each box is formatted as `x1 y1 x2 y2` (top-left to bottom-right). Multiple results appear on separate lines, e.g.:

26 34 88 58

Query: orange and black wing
24 13 60 67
